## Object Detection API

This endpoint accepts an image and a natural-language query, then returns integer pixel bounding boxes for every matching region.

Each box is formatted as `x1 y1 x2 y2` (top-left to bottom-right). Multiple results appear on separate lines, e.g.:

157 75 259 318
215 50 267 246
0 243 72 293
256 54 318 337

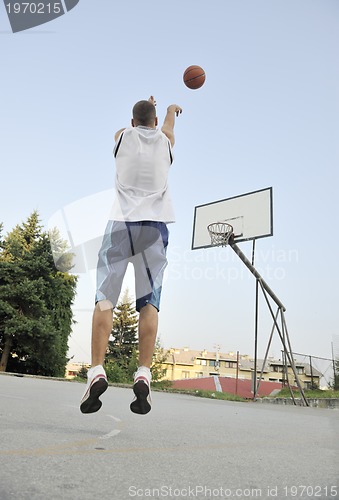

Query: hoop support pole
229 241 286 312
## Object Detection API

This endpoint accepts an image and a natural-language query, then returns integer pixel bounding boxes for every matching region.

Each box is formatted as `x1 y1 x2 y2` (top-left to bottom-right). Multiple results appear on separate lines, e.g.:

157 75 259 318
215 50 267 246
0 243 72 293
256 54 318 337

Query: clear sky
1 0 338 365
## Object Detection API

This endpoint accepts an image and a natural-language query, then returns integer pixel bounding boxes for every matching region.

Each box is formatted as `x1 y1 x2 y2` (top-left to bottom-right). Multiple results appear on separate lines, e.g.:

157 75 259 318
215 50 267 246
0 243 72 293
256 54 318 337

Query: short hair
132 100 156 126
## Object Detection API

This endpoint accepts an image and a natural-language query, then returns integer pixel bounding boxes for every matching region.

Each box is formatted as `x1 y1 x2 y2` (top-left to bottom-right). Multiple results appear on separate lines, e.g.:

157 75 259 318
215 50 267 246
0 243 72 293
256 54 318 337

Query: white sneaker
80 365 108 414
130 367 152 415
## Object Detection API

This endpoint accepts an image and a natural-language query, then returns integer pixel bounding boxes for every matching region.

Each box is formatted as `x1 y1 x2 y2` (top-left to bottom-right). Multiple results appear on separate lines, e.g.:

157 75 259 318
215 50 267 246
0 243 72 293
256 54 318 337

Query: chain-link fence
291 350 337 389
332 334 339 389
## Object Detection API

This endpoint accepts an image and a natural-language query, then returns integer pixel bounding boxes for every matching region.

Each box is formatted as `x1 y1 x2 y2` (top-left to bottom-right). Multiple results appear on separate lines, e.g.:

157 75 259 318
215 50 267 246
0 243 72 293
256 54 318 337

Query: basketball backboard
191 187 273 250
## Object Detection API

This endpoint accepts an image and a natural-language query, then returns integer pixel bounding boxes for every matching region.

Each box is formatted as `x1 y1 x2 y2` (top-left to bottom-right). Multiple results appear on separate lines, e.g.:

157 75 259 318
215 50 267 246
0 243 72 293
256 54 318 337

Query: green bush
105 362 130 384
151 379 173 390
77 365 88 380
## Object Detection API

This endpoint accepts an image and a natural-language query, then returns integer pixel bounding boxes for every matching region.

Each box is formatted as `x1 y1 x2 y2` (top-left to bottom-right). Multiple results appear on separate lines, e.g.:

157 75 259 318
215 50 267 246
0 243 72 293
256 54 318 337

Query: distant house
65 347 321 394
65 361 90 379
160 347 321 391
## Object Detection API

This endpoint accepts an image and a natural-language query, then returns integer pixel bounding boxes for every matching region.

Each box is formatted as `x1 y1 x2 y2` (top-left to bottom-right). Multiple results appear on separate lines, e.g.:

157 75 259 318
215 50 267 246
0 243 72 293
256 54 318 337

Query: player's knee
95 299 113 312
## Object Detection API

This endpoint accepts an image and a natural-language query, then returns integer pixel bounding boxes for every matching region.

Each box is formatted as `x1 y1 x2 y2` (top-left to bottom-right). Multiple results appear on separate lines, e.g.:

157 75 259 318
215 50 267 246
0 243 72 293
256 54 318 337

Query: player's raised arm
161 104 182 147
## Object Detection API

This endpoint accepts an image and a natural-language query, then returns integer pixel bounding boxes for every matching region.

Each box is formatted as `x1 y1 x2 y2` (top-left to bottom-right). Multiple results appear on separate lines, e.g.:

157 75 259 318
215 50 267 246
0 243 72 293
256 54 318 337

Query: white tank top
109 126 175 223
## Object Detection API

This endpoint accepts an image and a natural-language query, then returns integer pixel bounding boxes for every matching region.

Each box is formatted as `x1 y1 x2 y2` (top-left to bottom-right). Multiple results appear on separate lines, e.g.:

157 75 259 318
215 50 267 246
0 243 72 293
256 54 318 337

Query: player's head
132 100 157 128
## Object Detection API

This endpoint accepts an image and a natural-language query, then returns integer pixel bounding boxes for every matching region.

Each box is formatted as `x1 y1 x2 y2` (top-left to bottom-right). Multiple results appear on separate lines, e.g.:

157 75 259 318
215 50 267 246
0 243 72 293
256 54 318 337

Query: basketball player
80 96 182 415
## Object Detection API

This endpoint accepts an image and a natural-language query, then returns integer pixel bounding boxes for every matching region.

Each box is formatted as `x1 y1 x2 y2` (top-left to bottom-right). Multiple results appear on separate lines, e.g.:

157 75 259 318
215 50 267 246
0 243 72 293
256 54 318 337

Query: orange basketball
183 65 206 90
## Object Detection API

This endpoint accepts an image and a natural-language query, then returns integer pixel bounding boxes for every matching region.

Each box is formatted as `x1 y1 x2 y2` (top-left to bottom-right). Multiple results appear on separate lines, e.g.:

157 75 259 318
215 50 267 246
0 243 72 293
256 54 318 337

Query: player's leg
91 300 114 367
138 303 158 368
130 303 158 415
130 222 168 415
80 221 130 414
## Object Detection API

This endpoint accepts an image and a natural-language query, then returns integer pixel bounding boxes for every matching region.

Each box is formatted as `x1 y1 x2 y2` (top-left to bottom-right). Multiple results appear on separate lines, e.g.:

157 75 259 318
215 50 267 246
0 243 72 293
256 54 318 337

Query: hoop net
207 222 233 247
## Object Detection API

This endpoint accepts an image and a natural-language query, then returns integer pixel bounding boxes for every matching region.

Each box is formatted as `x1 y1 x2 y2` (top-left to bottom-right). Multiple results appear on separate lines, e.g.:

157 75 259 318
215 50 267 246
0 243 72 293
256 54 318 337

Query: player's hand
148 96 157 107
167 104 182 117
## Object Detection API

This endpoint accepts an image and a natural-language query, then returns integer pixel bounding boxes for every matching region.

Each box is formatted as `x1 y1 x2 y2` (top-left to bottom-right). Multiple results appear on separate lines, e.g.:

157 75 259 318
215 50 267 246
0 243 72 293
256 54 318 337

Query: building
65 361 90 379
65 348 321 392
160 347 321 390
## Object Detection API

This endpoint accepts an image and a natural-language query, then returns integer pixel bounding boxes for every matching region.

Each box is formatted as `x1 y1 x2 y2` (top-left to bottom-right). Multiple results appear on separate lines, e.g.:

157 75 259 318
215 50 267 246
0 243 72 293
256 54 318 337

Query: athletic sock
134 366 151 384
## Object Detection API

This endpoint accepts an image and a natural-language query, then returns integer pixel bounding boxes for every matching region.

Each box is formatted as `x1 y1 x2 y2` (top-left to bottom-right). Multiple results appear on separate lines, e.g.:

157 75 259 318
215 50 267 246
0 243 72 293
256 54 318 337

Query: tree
77 365 88 380
105 362 129 384
0 211 77 376
105 289 138 382
107 289 138 369
104 290 170 384
150 338 168 382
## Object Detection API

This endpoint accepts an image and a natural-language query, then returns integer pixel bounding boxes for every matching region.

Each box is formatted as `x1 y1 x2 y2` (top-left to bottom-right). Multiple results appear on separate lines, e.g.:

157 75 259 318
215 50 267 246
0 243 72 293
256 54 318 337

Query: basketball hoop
207 222 234 247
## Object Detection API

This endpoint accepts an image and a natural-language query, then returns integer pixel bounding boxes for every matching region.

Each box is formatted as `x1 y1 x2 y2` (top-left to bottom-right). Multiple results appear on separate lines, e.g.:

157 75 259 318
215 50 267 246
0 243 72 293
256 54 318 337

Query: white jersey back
110 126 175 223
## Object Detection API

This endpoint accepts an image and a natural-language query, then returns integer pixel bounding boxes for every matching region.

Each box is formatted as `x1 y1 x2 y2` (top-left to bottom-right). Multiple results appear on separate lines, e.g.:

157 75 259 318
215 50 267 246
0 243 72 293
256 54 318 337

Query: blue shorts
95 221 169 312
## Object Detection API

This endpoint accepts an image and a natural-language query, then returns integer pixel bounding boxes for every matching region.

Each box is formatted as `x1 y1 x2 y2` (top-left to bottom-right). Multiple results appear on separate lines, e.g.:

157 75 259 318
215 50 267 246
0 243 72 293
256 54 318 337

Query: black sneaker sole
130 380 151 415
80 378 108 414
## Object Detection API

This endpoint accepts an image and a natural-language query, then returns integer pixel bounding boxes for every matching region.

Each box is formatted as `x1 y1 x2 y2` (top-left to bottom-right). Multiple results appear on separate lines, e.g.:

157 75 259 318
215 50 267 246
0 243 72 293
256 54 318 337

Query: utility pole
214 344 221 371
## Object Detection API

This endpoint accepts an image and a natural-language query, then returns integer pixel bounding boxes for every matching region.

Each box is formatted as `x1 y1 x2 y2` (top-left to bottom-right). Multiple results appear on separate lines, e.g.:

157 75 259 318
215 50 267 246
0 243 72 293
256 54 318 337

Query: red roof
172 377 216 392
171 376 284 399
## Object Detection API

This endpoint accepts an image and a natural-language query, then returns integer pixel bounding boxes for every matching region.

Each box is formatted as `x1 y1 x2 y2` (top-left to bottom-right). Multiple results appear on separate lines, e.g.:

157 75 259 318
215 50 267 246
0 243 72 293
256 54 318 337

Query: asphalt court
0 374 338 500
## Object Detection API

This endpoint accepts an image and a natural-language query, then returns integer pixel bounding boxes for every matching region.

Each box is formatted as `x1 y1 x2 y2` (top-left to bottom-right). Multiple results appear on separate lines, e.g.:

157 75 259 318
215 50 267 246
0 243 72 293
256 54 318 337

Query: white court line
99 415 123 440
99 429 121 440
59 411 123 440
107 415 122 423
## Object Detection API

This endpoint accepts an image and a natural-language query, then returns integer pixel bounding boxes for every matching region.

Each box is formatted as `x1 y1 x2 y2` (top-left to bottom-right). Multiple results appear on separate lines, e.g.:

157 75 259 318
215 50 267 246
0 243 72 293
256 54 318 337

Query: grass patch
155 387 246 402
151 380 246 401
192 389 246 402
71 376 86 383
151 379 173 390
275 388 339 399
